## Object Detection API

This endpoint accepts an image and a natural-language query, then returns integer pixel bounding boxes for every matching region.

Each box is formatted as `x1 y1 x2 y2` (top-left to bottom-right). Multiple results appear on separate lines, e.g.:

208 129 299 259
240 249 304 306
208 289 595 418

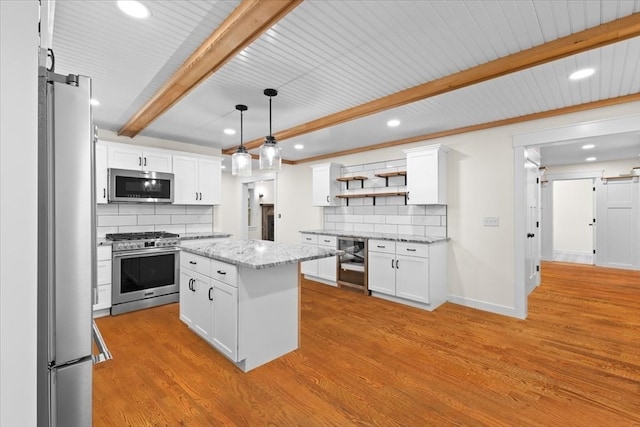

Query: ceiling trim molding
224 13 640 154
118 0 303 138
292 93 640 164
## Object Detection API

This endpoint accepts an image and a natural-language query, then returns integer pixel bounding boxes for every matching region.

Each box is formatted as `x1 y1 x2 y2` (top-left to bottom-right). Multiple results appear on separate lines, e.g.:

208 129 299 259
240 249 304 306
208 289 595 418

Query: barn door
595 176 639 270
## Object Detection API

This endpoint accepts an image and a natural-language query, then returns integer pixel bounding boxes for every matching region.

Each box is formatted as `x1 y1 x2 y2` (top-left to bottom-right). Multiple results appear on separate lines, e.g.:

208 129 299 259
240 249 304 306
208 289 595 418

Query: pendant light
259 88 281 171
231 104 252 176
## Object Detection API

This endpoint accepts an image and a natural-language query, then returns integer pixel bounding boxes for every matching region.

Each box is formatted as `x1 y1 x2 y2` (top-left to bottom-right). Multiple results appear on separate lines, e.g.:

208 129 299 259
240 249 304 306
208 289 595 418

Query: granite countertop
299 230 449 244
180 240 343 269
180 232 232 240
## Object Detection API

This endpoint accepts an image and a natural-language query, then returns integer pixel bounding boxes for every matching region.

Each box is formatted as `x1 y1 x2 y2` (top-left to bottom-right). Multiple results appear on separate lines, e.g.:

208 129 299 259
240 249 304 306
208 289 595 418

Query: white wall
553 180 593 254
0 1 39 425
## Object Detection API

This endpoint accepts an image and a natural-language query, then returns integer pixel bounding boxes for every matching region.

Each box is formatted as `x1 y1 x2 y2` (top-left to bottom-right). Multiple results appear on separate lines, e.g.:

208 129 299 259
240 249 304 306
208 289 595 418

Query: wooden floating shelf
375 170 406 186
374 171 406 178
336 191 408 206
336 175 368 182
336 192 407 199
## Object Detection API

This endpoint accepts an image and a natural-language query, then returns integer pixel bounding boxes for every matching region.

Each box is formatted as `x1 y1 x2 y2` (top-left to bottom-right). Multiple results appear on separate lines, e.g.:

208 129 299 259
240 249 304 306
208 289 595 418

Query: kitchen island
179 239 341 372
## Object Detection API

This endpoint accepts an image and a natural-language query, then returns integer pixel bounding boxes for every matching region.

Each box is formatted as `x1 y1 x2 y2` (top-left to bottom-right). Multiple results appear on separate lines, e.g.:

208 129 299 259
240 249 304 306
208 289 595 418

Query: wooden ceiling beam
224 13 640 154
118 0 302 138
291 93 640 164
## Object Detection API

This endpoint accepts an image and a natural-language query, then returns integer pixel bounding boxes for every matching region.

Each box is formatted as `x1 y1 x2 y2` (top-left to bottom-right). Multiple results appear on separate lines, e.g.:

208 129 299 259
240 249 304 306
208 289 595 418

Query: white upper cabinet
173 155 221 205
107 142 173 173
311 163 342 206
95 141 108 204
403 144 448 205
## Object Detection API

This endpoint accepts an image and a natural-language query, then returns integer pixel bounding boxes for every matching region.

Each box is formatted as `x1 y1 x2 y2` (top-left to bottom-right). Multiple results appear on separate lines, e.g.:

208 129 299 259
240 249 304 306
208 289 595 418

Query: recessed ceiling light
581 144 595 149
224 128 236 135
387 119 400 127
294 144 304 150
569 68 595 80
90 99 100 106
117 1 150 19
586 157 597 162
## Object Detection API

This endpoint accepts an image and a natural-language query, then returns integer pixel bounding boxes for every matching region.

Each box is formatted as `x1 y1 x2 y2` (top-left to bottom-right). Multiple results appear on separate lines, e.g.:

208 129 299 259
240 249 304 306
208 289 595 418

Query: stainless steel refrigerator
37 67 95 426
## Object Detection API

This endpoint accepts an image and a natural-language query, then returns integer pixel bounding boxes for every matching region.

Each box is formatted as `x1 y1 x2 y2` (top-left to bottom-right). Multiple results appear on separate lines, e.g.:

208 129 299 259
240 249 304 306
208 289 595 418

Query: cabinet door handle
208 287 213 301
138 156 142 166
396 259 399 269
188 278 193 291
406 248 416 252
326 195 330 203
216 270 227 275
103 188 106 198
199 192 202 200
143 157 147 167
391 259 394 269
189 260 197 265
407 191 410 200
195 192 199 200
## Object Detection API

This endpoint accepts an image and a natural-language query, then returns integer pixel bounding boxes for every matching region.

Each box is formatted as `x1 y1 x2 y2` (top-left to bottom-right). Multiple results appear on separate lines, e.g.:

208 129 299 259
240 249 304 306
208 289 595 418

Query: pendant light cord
269 95 272 138
240 108 244 148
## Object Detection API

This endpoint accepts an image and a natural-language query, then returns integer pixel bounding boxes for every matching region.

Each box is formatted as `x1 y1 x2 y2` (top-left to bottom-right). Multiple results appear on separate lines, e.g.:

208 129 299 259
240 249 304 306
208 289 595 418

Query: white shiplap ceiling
51 0 640 169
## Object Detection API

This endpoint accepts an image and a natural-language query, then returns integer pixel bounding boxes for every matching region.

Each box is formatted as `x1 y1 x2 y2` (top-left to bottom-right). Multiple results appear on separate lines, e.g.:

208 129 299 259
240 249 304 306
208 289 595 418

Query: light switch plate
483 217 500 227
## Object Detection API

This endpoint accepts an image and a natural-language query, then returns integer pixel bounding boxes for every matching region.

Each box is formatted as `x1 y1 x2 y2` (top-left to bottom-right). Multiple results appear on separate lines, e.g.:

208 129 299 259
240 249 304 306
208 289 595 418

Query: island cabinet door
211 280 238 362
194 272 212 341
179 270 196 326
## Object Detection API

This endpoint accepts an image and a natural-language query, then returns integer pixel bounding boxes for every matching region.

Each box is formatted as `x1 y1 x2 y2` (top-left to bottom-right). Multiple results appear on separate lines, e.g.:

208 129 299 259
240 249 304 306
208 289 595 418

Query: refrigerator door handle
92 321 112 364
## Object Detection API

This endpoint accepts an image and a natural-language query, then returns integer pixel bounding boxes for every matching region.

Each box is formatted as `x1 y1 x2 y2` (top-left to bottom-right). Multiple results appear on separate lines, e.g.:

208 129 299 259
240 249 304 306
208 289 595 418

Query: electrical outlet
483 217 500 227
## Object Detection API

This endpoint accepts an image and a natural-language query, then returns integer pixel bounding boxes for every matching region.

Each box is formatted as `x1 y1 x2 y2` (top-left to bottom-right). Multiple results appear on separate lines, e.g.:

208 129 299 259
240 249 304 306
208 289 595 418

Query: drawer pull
323 239 330 243
406 248 416 252
216 270 227 275
189 261 197 265
377 245 386 248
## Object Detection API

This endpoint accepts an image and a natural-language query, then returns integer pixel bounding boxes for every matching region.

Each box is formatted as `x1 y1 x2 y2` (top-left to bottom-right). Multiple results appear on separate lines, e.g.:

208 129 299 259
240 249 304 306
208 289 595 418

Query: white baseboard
447 295 523 319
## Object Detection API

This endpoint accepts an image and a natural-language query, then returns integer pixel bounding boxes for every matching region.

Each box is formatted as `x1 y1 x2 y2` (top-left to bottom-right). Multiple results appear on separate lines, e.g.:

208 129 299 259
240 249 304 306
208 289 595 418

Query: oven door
112 247 179 305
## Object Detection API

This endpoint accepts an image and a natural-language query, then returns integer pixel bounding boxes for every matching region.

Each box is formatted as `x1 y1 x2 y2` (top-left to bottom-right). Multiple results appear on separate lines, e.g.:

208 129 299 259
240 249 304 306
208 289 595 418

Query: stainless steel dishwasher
337 237 369 294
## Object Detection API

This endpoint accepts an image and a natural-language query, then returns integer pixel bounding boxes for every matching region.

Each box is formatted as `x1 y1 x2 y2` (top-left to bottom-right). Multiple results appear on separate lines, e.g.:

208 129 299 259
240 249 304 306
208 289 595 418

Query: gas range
106 231 180 252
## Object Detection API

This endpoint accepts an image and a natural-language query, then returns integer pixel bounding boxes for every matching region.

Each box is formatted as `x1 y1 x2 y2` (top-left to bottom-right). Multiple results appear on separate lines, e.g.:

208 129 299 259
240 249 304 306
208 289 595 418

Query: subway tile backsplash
323 160 447 238
96 204 213 238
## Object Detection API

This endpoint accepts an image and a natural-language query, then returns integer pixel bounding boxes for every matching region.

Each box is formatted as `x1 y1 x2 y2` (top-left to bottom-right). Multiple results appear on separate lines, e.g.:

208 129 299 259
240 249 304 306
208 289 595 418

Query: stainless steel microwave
108 168 174 203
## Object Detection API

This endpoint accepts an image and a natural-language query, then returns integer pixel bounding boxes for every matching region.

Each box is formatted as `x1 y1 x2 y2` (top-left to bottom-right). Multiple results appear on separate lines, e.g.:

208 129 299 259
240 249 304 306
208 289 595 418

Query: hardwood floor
94 262 640 426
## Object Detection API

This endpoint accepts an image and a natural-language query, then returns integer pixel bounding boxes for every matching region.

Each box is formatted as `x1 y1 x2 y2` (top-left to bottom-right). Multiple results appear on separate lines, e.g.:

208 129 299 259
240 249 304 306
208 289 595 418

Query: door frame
239 174 277 240
512 114 640 319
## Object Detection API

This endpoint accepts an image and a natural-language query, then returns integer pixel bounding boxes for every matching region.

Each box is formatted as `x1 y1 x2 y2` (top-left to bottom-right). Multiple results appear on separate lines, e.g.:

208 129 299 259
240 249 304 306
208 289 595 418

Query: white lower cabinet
193 272 212 341
300 233 337 286
180 252 239 362
211 280 238 361
368 240 447 310
179 269 195 326
94 245 112 315
300 234 318 276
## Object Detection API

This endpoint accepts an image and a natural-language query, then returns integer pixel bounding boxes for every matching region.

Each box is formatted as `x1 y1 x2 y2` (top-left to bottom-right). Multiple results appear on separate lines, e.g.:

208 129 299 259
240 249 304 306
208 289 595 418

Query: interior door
595 177 639 270
525 160 540 295
552 179 595 264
